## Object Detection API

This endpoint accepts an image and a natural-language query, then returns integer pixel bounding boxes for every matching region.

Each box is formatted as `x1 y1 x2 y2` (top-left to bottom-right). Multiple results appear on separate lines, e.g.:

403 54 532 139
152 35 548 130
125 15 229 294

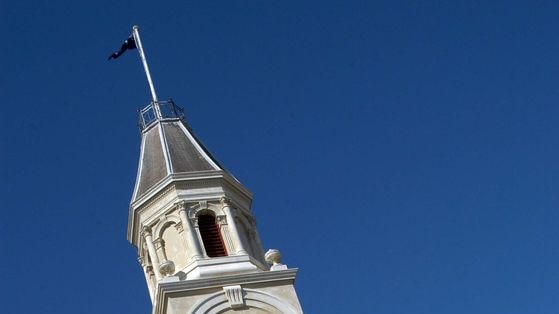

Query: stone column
177 201 203 260
142 226 162 281
154 238 167 261
220 197 247 255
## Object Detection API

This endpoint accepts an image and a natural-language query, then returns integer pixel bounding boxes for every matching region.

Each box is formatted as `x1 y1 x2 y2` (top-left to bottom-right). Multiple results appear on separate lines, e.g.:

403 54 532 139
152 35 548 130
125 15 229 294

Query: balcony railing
138 100 184 130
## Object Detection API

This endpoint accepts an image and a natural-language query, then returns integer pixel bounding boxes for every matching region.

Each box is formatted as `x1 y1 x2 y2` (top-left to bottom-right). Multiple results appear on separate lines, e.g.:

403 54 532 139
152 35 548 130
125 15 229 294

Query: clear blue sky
1 1 558 313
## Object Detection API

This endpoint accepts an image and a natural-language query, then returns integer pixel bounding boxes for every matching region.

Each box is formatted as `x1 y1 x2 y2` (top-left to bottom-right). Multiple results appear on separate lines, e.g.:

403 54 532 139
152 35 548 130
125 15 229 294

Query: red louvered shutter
198 214 227 257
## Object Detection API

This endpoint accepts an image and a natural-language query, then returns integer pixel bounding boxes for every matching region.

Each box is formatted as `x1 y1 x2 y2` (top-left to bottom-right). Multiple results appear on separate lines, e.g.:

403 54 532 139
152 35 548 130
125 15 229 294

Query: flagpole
132 25 161 118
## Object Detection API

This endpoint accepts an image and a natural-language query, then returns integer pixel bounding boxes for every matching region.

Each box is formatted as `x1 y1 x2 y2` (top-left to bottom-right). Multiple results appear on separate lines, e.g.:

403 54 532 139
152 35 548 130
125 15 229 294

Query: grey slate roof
132 119 221 201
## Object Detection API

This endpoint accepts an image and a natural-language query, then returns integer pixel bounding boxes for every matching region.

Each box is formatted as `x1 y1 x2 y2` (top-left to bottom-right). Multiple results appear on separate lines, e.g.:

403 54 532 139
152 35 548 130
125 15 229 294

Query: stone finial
265 249 282 265
159 260 175 277
265 249 288 271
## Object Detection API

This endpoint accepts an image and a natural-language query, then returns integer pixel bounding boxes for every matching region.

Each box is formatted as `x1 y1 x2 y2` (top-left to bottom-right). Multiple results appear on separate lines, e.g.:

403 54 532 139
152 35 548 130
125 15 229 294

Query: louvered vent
198 214 227 257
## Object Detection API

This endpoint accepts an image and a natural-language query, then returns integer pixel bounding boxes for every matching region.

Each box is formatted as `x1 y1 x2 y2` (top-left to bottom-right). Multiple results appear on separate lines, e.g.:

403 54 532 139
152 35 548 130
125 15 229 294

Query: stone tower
127 100 303 314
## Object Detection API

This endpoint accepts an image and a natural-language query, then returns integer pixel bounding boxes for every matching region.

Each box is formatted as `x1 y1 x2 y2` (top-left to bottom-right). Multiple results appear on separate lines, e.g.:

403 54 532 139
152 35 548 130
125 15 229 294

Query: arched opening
198 214 227 257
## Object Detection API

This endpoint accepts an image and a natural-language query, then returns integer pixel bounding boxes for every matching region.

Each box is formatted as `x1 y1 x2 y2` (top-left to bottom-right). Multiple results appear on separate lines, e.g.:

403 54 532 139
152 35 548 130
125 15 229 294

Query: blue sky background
1 1 559 313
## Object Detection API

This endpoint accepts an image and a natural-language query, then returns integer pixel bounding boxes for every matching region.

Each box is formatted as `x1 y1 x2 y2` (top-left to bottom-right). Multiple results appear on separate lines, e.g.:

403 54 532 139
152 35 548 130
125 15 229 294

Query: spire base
138 99 184 131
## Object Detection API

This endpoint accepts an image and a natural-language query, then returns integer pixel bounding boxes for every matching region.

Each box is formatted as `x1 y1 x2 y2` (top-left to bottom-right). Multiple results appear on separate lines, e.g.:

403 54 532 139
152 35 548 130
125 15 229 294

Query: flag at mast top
107 36 136 60
108 25 161 117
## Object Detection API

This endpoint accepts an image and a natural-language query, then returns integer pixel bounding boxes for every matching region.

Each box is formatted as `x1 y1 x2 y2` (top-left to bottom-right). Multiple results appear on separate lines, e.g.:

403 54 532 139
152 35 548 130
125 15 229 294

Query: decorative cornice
134 183 177 212
132 170 232 207
128 171 254 247
155 269 299 301
132 171 224 207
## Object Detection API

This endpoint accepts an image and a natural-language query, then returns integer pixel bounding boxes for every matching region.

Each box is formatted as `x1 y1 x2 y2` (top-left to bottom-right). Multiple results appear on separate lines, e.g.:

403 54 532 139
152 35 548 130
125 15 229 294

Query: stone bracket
223 285 244 309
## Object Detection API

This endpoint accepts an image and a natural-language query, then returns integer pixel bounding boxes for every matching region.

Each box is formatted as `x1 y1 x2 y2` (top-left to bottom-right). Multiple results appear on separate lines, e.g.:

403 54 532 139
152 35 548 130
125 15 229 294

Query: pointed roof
131 100 222 202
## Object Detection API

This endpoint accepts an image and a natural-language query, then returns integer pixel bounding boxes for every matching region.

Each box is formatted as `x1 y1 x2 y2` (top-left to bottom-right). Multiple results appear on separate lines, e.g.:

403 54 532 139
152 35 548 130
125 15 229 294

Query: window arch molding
194 208 217 219
153 214 182 239
187 202 225 220
189 288 299 314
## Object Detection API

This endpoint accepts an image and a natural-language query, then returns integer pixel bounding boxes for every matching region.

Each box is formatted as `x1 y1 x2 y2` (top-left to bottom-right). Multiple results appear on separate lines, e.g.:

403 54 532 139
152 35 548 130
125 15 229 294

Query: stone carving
175 200 187 211
223 285 244 309
199 200 208 210
188 207 206 219
216 215 227 225
190 217 199 228
159 260 175 277
220 197 230 207
187 208 197 219
174 221 184 233
141 226 152 237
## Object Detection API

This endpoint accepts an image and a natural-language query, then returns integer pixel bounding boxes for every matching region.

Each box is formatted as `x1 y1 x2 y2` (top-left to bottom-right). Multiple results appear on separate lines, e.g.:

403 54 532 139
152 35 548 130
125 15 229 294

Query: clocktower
127 100 304 314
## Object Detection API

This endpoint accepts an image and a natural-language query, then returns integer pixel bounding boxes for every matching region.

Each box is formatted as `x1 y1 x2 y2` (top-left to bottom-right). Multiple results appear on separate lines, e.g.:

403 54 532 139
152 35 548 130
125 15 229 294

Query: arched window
198 214 227 257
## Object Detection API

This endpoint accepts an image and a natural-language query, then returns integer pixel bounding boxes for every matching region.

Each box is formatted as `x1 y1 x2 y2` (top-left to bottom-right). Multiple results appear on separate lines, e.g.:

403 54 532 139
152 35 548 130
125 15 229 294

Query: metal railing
138 99 184 130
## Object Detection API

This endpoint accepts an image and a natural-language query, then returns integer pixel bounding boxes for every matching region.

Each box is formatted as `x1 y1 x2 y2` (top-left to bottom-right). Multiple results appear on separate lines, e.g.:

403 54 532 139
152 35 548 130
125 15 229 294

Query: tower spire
124 28 304 314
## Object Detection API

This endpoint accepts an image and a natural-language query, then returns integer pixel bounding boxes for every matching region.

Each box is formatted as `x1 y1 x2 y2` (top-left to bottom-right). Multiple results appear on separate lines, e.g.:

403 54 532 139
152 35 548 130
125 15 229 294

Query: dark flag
108 35 136 60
